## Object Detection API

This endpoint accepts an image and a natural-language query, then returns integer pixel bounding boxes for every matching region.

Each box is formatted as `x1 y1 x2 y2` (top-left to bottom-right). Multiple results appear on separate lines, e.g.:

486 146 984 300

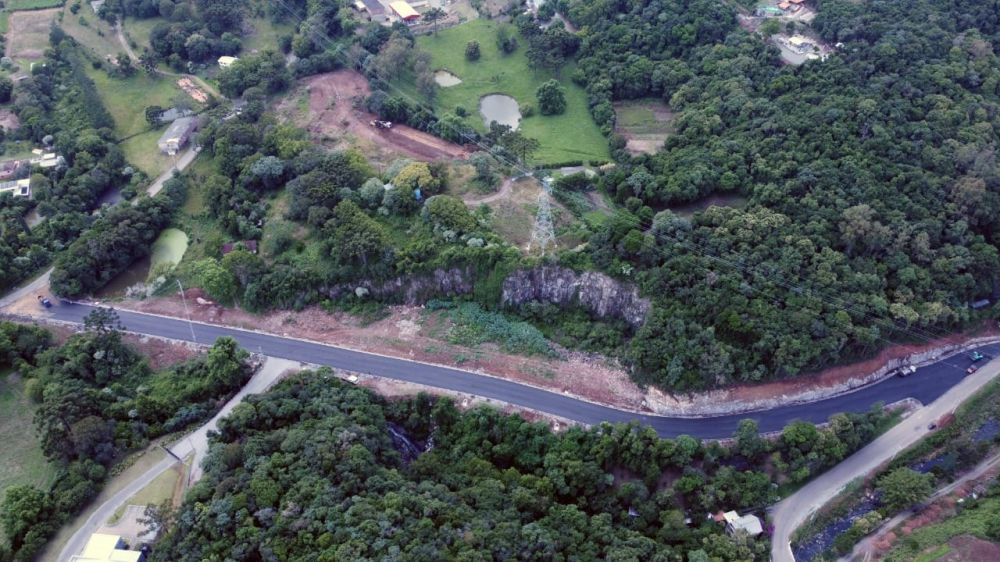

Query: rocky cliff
325 265 651 327
501 266 651 328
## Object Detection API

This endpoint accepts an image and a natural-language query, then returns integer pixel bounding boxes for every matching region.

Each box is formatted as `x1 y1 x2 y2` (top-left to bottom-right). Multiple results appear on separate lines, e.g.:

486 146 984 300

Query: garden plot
5 8 59 65
613 99 675 155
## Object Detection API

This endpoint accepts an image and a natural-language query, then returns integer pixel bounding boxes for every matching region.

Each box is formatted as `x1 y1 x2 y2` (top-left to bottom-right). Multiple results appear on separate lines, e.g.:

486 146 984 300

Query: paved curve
770 359 1000 562
45 302 1000 439
56 358 298 562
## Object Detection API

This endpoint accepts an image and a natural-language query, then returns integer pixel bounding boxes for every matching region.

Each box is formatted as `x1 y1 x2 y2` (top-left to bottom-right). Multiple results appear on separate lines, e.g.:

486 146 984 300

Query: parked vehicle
37 295 51 308
967 364 980 374
897 365 917 377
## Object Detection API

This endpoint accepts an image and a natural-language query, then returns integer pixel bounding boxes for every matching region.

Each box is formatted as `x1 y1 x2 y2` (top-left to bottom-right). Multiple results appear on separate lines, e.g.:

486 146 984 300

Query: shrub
465 41 481 61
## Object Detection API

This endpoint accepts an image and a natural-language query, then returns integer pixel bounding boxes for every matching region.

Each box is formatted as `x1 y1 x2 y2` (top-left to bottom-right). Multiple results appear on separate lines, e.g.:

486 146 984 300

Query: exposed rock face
324 265 651 327
501 266 650 328
325 268 474 303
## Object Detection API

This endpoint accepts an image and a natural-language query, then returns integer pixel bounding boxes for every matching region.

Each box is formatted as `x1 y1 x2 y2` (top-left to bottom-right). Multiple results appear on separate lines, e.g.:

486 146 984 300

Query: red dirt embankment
302 70 469 161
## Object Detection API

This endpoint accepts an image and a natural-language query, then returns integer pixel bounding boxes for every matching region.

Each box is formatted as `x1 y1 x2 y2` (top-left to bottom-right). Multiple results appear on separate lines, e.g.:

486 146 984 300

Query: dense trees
550 0 1000 390
877 468 934 513
0 315 254 561
536 79 567 115
150 373 895 560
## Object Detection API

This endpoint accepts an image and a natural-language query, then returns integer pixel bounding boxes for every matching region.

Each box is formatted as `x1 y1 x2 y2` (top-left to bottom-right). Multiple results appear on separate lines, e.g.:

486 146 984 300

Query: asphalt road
47 302 1000 439
770 359 1000 562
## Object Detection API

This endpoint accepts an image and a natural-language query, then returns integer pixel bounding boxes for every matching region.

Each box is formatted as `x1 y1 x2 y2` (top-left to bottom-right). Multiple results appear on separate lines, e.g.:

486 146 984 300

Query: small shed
390 1 420 21
357 0 386 18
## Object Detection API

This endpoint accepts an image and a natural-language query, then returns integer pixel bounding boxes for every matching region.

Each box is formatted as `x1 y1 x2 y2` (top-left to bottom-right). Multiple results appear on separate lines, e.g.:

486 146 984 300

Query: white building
157 116 198 155
0 178 30 198
218 56 238 69
69 533 143 562
722 510 763 537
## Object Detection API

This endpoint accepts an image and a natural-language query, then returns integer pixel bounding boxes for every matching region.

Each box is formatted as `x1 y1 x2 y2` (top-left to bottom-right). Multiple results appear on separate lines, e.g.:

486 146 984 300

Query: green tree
145 105 165 127
499 130 541 163
465 40 481 61
327 201 390 267
424 7 446 35
0 76 13 104
536 79 567 115
190 258 239 304
1 485 51 550
877 468 933 513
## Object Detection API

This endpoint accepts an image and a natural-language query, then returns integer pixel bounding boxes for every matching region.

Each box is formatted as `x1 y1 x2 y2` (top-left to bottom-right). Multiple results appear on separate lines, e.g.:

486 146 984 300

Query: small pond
433 70 462 87
480 94 521 130
95 256 151 299
151 228 189 271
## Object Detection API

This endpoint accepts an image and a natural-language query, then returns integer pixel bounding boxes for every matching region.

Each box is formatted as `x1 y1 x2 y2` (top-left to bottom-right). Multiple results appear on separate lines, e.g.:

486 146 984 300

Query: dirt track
302 70 469 162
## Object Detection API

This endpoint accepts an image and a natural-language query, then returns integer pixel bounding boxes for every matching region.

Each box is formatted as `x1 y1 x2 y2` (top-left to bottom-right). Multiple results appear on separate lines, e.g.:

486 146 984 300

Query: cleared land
412 19 609 164
0 371 55 496
5 8 59 64
84 68 189 136
60 2 121 60
614 98 675 155
296 70 469 162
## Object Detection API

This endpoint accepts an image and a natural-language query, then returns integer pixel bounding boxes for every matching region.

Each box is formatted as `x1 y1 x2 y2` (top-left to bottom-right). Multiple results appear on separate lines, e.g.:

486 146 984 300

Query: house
721 510 763 537
69 533 144 562
30 152 62 168
389 1 420 22
158 107 194 123
355 0 387 20
218 56 239 69
157 116 198 155
0 178 30 198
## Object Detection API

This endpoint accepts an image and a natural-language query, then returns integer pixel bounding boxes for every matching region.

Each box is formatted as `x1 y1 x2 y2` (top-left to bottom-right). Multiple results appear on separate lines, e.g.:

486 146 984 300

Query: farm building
69 533 143 562
390 1 420 22
218 56 238 68
157 117 198 155
0 178 30 198
354 0 387 21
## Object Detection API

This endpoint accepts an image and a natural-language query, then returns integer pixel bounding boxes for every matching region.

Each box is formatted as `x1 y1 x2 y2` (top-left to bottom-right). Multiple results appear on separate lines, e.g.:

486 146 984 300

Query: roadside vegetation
792 378 1000 560
148 371 897 561
0 312 254 562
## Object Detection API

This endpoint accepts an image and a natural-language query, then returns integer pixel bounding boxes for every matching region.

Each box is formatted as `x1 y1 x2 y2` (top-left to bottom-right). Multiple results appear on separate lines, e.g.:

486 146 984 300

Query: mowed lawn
85 68 189 137
0 371 55 496
413 19 609 165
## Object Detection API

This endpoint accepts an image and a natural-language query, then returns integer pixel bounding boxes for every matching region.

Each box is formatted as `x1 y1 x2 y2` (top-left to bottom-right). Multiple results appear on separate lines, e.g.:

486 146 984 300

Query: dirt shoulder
72 290 998 417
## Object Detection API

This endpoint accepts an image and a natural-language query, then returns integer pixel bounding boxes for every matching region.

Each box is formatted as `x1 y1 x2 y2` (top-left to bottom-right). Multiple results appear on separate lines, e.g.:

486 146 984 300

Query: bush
465 41 481 61
447 303 552 356
536 79 567 115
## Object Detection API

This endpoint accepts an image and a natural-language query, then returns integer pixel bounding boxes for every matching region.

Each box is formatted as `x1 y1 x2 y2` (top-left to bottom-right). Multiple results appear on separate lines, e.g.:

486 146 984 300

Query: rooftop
70 534 142 562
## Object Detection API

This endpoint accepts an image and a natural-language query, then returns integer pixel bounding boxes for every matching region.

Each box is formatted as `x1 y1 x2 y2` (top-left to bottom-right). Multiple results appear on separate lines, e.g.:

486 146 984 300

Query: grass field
60 2 121 60
6 0 63 9
109 463 183 523
0 371 56 497
85 67 186 137
121 129 173 177
5 7 58 66
412 19 609 165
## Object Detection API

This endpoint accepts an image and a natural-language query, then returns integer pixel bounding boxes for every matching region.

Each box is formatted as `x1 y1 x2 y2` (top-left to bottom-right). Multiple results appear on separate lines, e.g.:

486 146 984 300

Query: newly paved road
770 359 1000 562
57 357 298 562
46 302 1000 439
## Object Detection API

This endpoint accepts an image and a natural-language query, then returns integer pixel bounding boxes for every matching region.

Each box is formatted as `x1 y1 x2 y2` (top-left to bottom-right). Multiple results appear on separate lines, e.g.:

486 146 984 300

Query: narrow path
55 357 299 562
843 450 1000 561
115 23 222 99
463 175 517 205
770 361 1000 562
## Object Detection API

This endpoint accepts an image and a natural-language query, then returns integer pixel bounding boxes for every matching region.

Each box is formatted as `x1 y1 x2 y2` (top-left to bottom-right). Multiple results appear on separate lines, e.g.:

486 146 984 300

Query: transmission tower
528 177 556 255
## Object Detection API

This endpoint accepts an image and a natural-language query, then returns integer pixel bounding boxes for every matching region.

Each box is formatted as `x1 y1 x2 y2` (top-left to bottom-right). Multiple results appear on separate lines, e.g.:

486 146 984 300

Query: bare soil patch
289 70 469 163
6 8 60 62
0 109 21 131
940 535 1000 562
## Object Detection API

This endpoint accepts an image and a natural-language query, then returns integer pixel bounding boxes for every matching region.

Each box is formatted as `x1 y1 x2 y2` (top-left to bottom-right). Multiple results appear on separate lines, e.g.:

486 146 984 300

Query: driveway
56 357 298 561
770 359 1000 562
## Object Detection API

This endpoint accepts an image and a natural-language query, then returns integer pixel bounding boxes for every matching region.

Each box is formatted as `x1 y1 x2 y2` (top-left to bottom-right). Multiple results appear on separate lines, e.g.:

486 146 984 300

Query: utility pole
528 176 556 255
177 279 196 342
159 444 183 463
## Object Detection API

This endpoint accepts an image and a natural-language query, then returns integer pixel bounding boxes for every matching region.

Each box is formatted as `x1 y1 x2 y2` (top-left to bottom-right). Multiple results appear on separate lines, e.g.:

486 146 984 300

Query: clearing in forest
412 19 609 165
614 98 675 155
5 8 59 64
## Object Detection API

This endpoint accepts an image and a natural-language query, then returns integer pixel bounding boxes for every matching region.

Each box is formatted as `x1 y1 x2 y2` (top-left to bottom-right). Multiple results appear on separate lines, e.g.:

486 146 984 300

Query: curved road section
46 302 1000 438
770 360 1000 562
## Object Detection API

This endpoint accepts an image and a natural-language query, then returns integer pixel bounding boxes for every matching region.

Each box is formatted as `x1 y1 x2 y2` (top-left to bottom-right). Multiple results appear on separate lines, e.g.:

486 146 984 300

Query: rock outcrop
501 266 650 327
325 265 652 328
